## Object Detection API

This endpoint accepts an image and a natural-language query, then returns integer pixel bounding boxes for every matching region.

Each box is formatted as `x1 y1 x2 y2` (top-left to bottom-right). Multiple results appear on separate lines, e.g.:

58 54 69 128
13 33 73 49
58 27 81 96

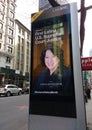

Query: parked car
0 84 22 97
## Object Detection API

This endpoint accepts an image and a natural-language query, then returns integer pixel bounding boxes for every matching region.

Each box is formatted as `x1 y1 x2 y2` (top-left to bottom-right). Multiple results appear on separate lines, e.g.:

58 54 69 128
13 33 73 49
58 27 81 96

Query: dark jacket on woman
32 66 74 96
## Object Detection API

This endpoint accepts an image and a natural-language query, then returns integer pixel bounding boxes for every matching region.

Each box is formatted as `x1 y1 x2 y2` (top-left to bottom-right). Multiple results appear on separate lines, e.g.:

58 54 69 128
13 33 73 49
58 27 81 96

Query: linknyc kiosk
29 3 87 130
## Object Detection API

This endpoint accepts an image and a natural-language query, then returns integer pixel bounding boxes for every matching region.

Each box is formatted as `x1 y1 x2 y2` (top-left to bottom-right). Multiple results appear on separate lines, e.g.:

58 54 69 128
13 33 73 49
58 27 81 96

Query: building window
8 28 13 36
26 64 29 72
18 36 20 43
27 33 30 39
22 38 24 45
17 44 20 51
27 42 29 54
6 57 11 63
0 23 3 29
8 37 13 45
20 63 23 72
1 5 5 12
22 30 24 35
0 43 1 49
0 14 4 20
0 33 2 39
16 63 19 70
18 27 21 33
27 42 29 47
8 46 12 53
9 19 14 27
10 3 15 10
9 11 14 18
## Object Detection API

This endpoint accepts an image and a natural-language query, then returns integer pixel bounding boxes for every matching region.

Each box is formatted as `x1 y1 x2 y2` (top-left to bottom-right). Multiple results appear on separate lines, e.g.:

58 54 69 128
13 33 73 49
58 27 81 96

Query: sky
15 0 92 57
15 0 39 30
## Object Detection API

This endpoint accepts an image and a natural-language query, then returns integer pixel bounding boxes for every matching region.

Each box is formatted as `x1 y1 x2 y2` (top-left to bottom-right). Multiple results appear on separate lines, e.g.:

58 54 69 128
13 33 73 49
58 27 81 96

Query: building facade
0 0 16 68
0 0 17 85
0 0 30 87
14 19 30 87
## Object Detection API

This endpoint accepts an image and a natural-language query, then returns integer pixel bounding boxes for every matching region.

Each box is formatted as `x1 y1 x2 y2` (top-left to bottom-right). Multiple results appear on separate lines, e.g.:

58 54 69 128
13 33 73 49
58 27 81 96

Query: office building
0 0 16 85
0 0 16 68
14 19 30 87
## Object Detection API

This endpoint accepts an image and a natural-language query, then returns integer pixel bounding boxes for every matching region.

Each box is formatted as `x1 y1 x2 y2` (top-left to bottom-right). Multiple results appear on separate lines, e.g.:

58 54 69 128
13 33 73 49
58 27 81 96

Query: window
22 38 24 45
16 63 19 70
0 14 4 20
9 19 14 27
27 42 29 54
6 57 11 63
10 3 15 10
18 36 20 43
18 44 20 51
18 27 21 33
1 5 5 12
26 64 29 72
0 23 3 29
8 46 12 53
0 43 1 49
27 42 29 48
7 86 13 88
27 33 30 39
22 30 24 35
8 28 13 36
9 11 14 18
8 37 13 44
0 33 2 39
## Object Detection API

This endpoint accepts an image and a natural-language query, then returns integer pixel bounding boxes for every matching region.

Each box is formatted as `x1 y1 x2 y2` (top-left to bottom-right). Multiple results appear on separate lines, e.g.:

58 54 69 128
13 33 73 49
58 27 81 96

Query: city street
0 94 29 130
0 93 92 130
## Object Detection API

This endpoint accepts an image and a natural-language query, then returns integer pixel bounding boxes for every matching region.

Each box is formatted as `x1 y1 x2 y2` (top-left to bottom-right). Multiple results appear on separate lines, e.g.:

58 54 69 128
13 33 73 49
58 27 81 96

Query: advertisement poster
30 5 76 118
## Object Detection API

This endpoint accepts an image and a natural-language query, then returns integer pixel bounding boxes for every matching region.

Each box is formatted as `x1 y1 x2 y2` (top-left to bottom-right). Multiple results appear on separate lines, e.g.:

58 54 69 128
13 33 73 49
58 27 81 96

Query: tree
78 0 92 55
48 0 92 55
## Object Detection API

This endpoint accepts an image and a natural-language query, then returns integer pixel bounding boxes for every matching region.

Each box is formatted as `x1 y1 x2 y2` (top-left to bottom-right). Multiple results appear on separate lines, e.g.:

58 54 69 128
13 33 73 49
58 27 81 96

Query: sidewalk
86 91 92 130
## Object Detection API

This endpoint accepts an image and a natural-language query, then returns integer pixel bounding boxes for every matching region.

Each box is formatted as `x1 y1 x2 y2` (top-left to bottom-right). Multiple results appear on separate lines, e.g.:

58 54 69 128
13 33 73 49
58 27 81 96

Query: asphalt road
0 94 29 130
0 93 92 130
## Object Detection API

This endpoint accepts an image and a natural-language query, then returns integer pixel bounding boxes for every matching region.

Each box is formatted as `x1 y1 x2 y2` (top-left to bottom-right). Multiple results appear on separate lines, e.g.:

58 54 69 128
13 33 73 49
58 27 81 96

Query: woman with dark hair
32 43 74 96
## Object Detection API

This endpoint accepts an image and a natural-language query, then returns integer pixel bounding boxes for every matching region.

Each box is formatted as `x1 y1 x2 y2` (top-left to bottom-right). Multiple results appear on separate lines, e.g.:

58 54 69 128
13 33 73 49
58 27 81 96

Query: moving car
0 84 22 97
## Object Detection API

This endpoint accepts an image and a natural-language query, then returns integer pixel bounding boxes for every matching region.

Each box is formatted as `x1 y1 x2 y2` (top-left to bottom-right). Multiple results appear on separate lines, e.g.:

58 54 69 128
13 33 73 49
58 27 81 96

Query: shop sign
81 57 92 70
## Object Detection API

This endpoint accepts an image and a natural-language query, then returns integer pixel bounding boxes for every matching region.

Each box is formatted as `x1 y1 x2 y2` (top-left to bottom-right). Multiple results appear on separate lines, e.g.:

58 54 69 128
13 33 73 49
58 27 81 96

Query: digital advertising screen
30 4 76 118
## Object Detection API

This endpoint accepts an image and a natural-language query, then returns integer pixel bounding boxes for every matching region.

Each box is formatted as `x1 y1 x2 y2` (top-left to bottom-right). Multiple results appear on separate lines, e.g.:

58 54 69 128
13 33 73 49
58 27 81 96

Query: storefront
0 67 28 88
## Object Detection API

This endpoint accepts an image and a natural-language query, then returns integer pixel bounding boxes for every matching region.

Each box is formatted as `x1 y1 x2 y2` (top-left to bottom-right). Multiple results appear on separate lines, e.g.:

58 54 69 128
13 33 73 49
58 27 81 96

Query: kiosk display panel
30 4 76 118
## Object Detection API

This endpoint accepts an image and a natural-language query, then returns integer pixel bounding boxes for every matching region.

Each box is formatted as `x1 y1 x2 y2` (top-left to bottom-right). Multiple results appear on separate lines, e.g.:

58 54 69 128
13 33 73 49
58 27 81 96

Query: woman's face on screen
45 50 60 74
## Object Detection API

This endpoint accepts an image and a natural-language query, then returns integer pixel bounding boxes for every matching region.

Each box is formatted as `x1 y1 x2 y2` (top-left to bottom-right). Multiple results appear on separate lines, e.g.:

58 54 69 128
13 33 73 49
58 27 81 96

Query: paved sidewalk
86 91 92 130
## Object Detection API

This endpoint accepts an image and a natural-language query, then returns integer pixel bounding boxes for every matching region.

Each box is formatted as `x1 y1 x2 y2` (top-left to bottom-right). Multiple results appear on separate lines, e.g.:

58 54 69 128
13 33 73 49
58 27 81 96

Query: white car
0 84 22 97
